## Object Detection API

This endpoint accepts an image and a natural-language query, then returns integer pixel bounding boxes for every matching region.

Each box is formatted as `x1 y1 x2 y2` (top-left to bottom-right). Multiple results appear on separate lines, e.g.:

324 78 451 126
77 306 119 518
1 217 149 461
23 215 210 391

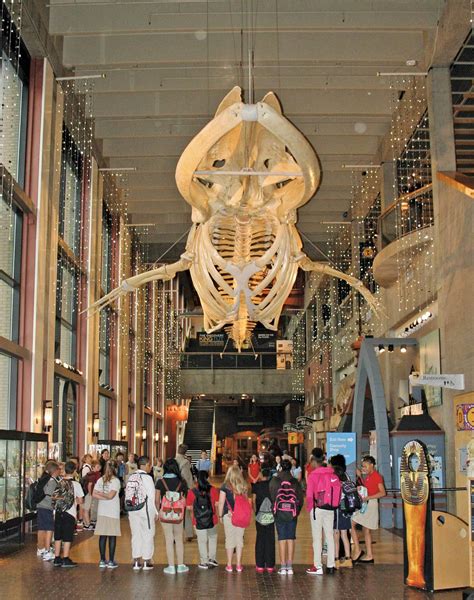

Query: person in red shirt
248 454 261 491
186 472 220 569
351 455 386 563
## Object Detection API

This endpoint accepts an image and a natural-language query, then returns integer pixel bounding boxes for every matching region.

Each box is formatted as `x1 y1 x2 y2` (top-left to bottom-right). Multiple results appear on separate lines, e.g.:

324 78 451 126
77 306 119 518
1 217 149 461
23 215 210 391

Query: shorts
334 508 352 531
275 518 297 541
54 511 76 543
37 508 54 532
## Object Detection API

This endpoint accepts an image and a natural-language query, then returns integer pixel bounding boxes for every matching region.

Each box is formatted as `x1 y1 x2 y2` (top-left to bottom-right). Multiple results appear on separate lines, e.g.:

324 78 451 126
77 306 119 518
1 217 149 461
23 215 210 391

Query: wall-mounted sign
326 432 357 476
288 432 304 444
410 373 465 390
197 332 226 348
456 403 474 431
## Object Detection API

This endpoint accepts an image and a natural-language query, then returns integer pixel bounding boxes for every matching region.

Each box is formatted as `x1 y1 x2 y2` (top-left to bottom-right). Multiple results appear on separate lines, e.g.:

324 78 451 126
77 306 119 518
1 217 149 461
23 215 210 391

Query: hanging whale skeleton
88 87 380 351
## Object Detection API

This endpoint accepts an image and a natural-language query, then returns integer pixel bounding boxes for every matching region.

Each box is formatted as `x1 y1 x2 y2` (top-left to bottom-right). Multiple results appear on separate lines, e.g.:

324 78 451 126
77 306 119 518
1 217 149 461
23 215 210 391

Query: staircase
182 398 215 466
451 30 474 175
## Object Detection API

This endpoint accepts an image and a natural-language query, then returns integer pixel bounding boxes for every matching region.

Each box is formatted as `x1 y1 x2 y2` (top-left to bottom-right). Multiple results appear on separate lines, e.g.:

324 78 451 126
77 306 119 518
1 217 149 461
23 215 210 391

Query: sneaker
107 561 119 569
286 566 294 575
266 567 274 573
236 565 243 573
83 524 94 531
177 564 189 573
42 550 55 562
163 565 176 574
225 565 233 573
142 561 154 571
37 548 46 557
326 567 335 574
306 565 323 575
53 557 63 567
61 557 77 568
208 559 218 568
99 560 107 568
278 567 287 575
256 567 265 573
198 563 209 569
133 560 142 571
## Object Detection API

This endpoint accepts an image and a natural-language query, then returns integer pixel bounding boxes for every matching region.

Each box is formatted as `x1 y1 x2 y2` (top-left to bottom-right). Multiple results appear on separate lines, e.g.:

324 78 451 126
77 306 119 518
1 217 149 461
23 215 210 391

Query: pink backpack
159 480 186 524
274 480 298 522
227 493 252 528
312 467 342 513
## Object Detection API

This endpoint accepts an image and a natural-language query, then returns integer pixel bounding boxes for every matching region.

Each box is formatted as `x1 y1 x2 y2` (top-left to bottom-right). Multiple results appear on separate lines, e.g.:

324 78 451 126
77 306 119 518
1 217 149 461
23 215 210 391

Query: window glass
55 257 78 366
0 190 22 342
0 352 18 429
101 206 112 293
99 394 110 439
99 308 110 386
58 126 82 257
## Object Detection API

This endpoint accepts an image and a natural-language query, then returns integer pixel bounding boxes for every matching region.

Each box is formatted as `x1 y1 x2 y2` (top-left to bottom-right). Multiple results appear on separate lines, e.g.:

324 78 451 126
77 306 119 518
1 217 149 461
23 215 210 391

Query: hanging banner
288 432 304 445
409 373 465 390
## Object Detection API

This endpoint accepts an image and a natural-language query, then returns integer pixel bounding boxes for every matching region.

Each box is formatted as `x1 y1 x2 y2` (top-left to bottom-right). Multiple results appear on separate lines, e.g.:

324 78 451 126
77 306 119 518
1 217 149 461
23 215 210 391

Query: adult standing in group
196 450 212 476
127 456 158 571
175 444 195 541
156 458 189 574
269 458 305 575
99 449 110 475
93 461 121 568
351 455 386 564
125 453 138 485
248 454 261 491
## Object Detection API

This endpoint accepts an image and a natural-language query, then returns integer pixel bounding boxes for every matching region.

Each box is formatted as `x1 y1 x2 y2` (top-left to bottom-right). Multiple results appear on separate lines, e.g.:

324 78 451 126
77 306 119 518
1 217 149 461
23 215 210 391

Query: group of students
33 443 385 575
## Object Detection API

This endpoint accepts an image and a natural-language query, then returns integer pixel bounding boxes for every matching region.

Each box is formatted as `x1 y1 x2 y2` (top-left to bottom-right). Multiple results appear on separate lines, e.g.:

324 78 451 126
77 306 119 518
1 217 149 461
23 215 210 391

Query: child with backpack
34 460 60 561
155 458 189 574
186 471 219 569
252 467 275 573
330 454 360 569
269 458 305 575
218 465 251 573
305 455 341 575
52 460 84 568
125 455 158 571
93 460 121 568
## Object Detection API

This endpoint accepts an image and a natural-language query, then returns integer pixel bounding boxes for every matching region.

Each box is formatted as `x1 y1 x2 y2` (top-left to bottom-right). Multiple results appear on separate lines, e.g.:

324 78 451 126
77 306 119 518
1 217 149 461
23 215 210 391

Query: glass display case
24 434 49 520
0 430 48 535
93 440 128 460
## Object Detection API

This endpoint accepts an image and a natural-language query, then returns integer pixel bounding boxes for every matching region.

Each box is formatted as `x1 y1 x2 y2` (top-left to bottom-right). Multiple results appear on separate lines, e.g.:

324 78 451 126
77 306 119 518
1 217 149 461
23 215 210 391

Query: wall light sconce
121 421 127 440
141 426 147 441
93 413 100 437
43 401 53 433
163 434 169 444
154 432 160 443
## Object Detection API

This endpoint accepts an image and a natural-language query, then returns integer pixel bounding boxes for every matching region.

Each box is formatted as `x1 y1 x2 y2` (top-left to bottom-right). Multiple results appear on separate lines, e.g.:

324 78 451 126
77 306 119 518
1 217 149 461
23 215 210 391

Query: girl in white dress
93 461 121 568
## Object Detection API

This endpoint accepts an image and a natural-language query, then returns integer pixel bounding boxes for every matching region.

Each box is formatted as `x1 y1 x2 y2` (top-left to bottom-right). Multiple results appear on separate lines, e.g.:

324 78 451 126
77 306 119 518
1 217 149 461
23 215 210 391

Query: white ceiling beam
50 4 440 36
81 71 410 95
90 89 393 118
62 30 425 68
95 116 389 139
102 133 380 157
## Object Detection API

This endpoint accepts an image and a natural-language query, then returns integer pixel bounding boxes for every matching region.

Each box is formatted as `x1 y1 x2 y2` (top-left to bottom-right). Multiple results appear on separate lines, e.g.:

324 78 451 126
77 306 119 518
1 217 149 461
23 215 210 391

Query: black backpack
340 477 362 516
193 488 214 530
26 473 50 511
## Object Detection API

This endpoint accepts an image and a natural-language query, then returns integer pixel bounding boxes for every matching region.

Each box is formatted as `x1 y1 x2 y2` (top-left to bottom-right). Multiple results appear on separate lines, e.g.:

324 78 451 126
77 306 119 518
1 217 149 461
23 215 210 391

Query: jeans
310 508 335 568
255 522 275 568
195 525 217 563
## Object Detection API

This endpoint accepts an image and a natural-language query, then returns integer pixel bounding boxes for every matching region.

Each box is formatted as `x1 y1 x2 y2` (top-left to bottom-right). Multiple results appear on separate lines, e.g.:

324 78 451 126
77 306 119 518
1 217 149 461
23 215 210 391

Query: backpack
124 473 148 512
159 479 186 524
273 480 298 522
226 493 252 528
255 496 274 525
192 488 214 530
340 477 362 516
312 469 342 513
52 478 75 513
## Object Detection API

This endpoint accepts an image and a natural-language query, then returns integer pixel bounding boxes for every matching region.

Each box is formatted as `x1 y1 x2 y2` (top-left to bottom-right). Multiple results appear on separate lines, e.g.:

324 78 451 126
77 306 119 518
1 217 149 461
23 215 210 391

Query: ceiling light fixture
400 345 407 353
342 164 381 169
388 344 394 353
378 344 385 354
377 71 427 77
98 167 137 172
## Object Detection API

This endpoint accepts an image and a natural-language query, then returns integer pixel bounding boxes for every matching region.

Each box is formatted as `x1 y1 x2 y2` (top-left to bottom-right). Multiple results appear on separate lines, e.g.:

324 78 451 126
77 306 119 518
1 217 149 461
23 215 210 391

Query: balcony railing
379 183 434 248
180 351 278 370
